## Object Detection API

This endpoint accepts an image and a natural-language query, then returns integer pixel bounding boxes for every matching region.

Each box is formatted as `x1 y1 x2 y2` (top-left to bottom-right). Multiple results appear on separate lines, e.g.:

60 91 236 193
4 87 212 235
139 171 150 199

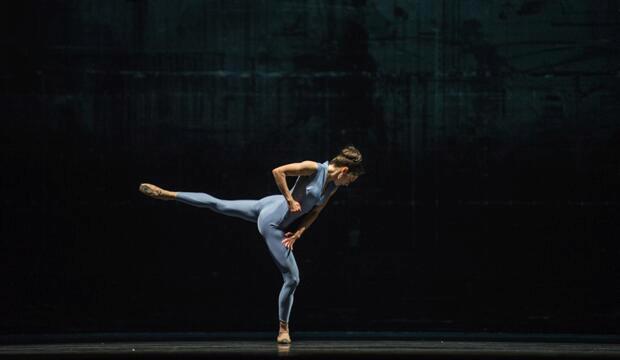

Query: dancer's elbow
272 169 283 178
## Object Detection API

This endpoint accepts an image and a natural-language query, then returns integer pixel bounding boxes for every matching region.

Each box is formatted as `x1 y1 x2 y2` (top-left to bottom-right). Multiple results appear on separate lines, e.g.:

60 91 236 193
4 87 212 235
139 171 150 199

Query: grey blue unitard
174 160 337 324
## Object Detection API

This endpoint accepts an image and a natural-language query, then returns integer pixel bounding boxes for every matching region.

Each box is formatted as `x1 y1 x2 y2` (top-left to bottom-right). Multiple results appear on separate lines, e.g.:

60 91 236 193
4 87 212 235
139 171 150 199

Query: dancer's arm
272 160 319 211
294 188 337 238
294 211 321 238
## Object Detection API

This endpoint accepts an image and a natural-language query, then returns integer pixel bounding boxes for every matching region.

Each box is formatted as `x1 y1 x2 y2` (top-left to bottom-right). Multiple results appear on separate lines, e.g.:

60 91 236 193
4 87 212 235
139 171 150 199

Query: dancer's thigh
261 226 298 274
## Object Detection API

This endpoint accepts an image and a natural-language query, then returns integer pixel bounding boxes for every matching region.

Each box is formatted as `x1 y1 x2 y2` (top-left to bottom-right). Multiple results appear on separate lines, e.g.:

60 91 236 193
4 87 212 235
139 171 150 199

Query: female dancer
138 145 364 344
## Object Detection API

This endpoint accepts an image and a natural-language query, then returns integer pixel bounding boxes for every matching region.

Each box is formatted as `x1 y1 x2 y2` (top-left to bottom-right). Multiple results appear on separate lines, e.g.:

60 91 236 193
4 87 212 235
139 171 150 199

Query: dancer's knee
285 274 300 288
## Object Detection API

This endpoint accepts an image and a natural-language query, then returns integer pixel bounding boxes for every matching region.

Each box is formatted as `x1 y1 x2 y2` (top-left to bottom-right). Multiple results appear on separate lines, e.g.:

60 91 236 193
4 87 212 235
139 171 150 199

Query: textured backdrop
1 0 619 335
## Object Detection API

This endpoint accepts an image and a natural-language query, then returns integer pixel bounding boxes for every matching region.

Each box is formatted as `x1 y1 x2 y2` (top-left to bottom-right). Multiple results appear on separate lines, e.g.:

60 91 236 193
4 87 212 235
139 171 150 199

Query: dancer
138 145 365 344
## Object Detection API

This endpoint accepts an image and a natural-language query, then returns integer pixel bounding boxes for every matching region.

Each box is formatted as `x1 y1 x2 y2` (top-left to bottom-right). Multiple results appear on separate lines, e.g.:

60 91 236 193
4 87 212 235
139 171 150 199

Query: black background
1 0 619 335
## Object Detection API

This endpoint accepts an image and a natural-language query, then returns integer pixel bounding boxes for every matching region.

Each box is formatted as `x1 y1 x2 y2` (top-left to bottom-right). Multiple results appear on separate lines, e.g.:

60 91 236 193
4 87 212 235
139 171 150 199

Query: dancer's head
329 145 365 187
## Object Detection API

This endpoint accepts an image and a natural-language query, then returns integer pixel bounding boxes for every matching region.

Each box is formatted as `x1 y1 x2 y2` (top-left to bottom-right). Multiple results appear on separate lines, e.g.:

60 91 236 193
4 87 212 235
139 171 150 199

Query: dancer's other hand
282 232 299 250
287 199 301 213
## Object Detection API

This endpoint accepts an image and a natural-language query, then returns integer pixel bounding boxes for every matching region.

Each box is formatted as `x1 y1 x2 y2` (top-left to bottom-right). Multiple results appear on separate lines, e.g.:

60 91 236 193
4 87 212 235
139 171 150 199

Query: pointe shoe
277 330 291 344
139 183 172 200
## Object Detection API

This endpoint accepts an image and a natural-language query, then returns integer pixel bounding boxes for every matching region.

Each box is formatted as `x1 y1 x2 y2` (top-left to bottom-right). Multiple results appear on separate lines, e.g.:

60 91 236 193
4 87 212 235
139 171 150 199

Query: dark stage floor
1 332 619 359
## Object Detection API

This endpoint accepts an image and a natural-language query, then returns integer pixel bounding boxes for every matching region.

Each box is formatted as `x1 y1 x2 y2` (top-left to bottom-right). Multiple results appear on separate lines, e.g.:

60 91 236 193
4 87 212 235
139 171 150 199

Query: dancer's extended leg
175 192 260 223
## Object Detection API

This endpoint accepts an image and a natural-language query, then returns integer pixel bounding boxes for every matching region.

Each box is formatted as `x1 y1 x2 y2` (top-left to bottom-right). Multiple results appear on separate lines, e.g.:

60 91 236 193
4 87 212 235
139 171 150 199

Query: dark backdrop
1 0 619 335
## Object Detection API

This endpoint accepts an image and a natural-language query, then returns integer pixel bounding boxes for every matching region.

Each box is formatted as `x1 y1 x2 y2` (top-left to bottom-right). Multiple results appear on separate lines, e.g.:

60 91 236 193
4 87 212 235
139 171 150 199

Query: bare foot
139 183 175 200
277 321 291 344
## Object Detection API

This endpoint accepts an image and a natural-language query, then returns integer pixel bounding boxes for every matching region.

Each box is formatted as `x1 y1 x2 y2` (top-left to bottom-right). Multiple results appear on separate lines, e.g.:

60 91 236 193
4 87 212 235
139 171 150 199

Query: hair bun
331 145 365 176
342 146 362 162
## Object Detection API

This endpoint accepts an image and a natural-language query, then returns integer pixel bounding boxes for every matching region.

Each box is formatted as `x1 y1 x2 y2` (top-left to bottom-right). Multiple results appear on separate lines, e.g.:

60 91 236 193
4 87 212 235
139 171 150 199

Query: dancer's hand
288 199 301 213
282 232 299 250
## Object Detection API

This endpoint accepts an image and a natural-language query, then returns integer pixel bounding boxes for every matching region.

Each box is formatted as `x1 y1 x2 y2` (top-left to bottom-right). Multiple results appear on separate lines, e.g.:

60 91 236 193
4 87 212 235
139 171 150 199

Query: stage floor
1 338 619 359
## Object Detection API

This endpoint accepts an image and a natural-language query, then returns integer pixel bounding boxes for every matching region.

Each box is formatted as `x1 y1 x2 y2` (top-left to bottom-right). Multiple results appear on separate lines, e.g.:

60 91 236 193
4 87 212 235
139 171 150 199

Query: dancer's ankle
279 320 289 331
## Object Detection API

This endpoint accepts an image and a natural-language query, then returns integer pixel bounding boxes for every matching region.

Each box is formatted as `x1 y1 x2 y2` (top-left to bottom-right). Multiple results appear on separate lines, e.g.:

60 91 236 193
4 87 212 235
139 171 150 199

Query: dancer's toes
277 331 291 344
139 183 171 200
139 183 158 197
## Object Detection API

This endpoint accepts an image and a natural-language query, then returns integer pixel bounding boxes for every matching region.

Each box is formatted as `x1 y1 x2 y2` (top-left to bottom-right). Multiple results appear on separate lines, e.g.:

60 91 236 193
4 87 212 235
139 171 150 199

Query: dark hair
329 145 365 176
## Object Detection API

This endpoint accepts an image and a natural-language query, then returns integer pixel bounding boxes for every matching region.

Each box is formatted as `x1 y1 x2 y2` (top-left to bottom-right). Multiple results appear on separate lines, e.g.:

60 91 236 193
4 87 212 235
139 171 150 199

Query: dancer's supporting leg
261 226 300 331
278 254 300 325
